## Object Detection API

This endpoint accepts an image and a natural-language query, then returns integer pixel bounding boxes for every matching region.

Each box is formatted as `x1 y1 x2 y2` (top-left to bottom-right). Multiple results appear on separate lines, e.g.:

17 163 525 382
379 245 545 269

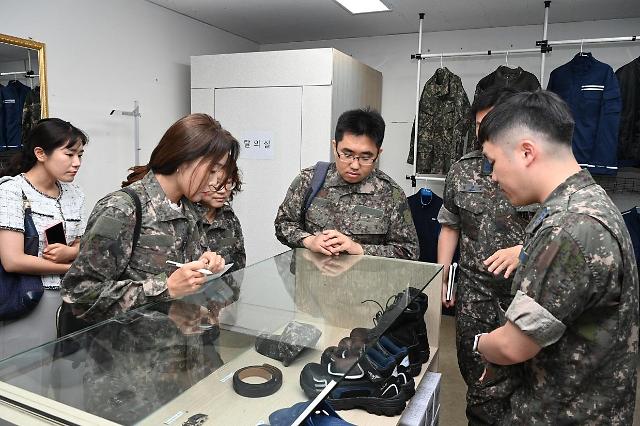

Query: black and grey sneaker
299 362 410 416
327 376 410 416
320 337 416 396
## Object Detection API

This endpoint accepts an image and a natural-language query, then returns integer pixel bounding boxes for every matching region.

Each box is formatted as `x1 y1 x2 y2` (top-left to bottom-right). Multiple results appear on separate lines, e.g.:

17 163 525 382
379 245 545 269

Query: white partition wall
191 48 382 265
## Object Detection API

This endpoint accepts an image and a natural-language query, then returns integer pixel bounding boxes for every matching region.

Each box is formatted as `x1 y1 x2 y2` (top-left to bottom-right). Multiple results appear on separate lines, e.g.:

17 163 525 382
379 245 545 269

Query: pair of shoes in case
300 340 414 416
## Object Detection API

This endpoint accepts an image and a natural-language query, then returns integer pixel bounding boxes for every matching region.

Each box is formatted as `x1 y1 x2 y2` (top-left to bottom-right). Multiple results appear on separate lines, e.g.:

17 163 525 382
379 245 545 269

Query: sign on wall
239 131 275 160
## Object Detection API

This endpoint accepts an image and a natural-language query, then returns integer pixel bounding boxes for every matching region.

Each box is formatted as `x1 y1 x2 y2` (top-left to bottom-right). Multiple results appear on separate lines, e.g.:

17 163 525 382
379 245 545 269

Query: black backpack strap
301 161 330 220
120 187 142 250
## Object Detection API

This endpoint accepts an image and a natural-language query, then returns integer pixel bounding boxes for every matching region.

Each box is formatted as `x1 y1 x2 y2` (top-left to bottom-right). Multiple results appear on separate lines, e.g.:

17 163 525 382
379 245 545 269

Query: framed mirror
0 33 48 166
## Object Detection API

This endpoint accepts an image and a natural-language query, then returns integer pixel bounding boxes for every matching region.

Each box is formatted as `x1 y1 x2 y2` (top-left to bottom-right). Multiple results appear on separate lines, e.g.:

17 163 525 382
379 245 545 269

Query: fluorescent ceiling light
334 0 391 14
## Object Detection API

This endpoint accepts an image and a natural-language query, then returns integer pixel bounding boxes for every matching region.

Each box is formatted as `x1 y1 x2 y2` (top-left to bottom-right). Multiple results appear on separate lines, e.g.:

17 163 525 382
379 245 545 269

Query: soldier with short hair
437 87 530 425
476 90 638 425
274 108 418 260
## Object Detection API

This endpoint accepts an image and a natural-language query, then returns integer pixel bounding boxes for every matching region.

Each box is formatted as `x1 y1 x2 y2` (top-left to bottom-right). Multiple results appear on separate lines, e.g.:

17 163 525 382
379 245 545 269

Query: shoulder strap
302 161 330 218
21 190 31 211
120 187 142 250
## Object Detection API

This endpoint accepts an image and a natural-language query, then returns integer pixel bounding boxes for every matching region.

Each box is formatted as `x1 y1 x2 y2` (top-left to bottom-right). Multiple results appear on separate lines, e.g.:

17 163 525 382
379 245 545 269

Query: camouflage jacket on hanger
407 67 474 175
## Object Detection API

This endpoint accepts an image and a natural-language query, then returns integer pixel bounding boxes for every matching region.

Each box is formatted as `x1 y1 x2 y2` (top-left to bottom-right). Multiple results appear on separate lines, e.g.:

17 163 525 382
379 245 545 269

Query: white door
214 86 303 266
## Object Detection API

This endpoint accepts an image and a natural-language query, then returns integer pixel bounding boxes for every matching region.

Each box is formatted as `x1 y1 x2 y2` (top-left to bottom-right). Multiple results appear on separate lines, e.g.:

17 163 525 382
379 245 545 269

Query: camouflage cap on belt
255 321 322 367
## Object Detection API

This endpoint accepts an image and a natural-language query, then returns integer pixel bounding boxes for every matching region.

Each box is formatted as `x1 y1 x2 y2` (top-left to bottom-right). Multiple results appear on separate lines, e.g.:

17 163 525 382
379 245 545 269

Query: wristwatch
473 333 487 354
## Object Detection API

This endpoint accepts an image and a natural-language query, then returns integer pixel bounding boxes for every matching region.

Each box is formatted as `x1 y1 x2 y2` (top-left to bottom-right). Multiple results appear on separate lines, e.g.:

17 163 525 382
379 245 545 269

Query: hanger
419 187 433 206
440 53 443 69
505 50 509 66
579 39 588 56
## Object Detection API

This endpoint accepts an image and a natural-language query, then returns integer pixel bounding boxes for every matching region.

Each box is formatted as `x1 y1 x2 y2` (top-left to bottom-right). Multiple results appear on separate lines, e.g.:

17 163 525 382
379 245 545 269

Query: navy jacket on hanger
547 53 622 175
407 190 443 264
1 80 31 149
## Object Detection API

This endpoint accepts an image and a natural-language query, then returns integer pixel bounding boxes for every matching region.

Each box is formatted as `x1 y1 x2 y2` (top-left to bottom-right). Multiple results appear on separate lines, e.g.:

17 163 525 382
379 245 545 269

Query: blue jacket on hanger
1 80 31 149
547 53 622 175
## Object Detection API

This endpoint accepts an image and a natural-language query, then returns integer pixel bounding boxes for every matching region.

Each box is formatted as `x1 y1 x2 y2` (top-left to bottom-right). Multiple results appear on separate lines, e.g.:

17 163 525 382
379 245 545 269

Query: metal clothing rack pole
549 35 639 47
415 175 446 183
539 1 551 86
415 47 540 60
0 70 36 77
408 12 425 189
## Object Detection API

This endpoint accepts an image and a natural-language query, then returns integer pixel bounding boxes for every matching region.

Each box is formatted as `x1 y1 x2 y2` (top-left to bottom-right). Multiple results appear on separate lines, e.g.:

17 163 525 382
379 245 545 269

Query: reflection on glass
0 249 441 424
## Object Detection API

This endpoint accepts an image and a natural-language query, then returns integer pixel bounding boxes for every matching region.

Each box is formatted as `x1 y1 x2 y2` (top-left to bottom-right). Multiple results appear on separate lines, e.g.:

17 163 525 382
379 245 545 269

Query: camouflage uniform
407 67 474 174
21 86 41 143
274 162 419 260
438 150 531 424
61 171 208 317
502 169 639 425
200 202 246 273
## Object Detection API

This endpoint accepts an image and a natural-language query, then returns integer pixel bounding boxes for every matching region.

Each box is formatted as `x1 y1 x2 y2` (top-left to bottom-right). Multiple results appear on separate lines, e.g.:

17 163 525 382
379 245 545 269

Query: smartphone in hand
45 222 66 245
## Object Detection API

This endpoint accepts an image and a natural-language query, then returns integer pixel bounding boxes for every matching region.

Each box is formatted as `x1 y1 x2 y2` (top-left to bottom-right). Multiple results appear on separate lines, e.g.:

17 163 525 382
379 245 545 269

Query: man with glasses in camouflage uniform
275 108 418 260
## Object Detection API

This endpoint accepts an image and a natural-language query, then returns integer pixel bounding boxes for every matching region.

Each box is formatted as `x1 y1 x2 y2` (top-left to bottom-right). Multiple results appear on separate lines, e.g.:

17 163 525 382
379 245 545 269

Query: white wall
2 0 258 214
262 18 640 198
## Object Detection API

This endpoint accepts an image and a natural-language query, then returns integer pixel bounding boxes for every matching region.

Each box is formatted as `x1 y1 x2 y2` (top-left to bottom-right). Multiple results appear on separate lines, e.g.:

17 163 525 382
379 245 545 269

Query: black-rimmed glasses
335 151 377 166
208 180 237 192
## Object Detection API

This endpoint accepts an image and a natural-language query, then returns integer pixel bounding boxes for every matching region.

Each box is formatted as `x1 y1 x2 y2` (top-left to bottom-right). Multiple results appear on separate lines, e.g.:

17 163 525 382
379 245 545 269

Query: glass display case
0 249 442 425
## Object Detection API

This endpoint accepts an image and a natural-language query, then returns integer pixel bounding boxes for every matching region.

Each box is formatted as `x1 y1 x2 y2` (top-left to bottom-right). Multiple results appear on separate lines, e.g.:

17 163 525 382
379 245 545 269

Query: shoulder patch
96 191 137 216
91 216 125 240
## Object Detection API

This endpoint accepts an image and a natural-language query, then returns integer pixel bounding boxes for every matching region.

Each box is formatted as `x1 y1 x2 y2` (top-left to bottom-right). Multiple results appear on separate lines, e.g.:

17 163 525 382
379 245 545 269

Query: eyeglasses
335 150 377 166
208 180 236 192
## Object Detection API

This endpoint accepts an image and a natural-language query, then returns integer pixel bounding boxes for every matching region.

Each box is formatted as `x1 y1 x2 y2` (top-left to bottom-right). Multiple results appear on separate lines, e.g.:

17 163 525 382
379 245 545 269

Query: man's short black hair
471 87 519 117
478 90 575 147
335 107 385 148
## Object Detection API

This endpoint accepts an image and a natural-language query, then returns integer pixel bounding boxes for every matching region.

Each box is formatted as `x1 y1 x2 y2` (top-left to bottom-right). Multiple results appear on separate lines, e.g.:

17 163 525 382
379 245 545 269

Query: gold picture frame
0 33 48 117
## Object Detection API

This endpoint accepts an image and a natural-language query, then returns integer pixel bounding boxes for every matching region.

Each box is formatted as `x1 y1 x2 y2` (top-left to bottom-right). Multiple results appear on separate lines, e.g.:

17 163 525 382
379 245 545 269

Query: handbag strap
21 190 31 212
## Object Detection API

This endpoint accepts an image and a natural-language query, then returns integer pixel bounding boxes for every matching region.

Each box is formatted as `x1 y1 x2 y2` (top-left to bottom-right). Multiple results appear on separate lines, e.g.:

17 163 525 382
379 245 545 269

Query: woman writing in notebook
62 113 239 317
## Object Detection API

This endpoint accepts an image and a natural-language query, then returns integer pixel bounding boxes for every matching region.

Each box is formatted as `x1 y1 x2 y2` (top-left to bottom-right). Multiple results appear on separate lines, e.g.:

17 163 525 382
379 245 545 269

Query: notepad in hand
166 260 234 281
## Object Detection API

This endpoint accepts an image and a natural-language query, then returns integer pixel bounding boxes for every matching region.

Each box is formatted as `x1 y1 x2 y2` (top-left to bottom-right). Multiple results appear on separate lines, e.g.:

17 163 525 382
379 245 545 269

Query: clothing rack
407 1 640 188
0 70 38 78
411 47 540 60
548 35 638 47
